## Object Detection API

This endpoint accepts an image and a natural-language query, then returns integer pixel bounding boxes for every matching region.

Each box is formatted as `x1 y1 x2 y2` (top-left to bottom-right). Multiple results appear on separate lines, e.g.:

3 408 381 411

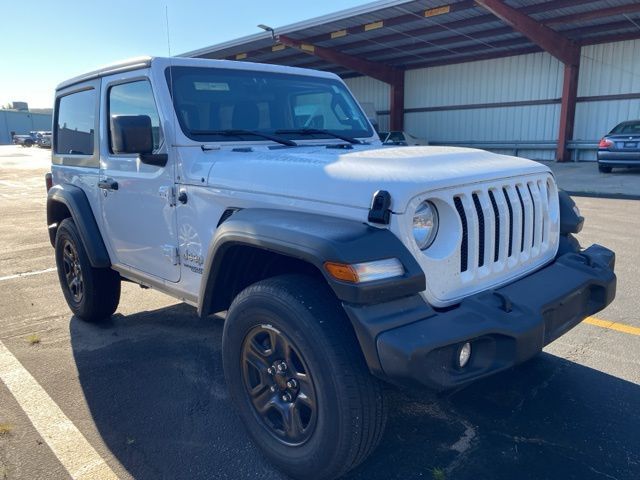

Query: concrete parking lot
0 145 638 480
541 159 640 199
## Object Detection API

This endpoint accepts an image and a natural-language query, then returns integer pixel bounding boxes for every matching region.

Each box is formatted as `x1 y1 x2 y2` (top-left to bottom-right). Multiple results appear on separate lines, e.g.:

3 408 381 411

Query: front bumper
344 244 616 390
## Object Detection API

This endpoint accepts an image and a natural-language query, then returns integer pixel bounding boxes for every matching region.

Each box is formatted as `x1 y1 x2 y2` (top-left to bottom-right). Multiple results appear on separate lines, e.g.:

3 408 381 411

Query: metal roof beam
251 0 598 65
277 34 401 84
299 0 478 45
358 18 634 67
475 0 580 65
223 0 597 65
545 3 640 26
580 30 640 47
225 1 477 62
315 4 640 65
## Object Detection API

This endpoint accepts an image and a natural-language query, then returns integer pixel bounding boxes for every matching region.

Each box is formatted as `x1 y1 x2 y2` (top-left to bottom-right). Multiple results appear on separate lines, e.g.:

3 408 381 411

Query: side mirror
110 115 153 154
110 115 167 166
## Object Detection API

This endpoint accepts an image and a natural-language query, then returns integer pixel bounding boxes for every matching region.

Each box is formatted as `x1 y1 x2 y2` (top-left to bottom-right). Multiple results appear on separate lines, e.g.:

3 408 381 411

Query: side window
108 81 163 152
55 89 95 155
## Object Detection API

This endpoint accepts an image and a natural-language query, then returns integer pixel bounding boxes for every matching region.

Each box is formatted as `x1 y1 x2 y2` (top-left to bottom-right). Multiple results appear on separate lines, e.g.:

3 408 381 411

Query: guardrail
428 140 598 161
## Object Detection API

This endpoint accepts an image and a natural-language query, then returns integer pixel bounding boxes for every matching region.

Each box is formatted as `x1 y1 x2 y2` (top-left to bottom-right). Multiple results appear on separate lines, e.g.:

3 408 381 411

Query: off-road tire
598 165 612 173
222 274 387 480
54 218 120 322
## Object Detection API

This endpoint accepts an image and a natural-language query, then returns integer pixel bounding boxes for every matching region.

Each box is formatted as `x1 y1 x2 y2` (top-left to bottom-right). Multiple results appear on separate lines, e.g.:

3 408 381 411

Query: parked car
12 131 38 147
46 56 616 480
597 120 640 173
37 131 52 148
379 130 428 145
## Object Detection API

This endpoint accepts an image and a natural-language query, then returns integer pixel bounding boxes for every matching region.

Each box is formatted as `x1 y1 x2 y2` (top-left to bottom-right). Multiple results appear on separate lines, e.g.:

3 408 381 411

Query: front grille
407 172 558 307
452 177 553 276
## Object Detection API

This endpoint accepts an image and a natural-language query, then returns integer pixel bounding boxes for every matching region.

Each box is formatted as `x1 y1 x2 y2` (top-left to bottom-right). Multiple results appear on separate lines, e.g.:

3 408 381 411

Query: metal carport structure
182 0 640 161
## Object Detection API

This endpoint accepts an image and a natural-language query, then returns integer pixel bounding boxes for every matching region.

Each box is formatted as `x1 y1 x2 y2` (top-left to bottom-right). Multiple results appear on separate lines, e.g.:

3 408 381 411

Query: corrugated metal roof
182 0 640 77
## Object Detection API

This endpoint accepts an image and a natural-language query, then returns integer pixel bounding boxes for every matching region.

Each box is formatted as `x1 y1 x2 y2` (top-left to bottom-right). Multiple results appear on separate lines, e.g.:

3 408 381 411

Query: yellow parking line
584 317 640 337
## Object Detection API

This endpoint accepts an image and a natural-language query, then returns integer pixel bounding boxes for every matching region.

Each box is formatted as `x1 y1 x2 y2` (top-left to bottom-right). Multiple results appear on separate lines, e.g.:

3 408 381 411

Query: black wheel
598 165 612 173
23 140 33 147
222 274 387 480
55 218 120 322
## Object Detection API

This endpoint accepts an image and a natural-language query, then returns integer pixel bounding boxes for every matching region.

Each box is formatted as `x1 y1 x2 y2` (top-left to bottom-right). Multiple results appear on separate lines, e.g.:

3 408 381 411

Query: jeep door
98 73 180 282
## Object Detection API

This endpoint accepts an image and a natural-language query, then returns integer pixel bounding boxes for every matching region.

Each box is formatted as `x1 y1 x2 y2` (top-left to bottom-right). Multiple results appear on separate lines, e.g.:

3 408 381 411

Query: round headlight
413 201 439 250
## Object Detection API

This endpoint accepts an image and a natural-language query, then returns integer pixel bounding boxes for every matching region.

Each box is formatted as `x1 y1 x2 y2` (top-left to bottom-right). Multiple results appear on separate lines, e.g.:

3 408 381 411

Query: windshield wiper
190 129 297 147
275 128 364 145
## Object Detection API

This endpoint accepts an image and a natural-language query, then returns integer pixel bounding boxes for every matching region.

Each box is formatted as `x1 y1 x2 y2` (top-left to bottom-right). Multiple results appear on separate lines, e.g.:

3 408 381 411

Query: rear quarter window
611 122 640 135
55 89 95 155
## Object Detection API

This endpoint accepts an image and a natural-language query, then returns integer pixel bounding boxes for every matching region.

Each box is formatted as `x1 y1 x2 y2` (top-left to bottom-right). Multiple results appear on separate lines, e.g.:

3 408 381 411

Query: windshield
165 66 373 142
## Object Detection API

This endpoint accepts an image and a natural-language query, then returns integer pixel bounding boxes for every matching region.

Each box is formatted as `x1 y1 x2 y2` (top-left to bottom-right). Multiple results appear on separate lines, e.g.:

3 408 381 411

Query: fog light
458 342 471 368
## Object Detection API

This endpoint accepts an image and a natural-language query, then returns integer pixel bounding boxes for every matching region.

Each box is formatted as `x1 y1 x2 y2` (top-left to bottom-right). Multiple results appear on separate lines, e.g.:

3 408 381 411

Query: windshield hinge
368 190 392 225
159 186 176 207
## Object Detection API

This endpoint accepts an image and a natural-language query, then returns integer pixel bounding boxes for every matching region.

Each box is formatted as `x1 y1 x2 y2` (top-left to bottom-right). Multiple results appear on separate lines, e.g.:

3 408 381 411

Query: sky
0 0 369 108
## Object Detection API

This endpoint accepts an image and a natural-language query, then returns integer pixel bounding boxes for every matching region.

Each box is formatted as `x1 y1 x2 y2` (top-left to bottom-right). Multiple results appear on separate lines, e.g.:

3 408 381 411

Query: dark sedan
597 120 640 173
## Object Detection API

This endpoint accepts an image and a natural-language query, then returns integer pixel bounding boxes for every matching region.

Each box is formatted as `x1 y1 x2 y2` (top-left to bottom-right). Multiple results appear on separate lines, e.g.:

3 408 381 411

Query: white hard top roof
56 56 341 91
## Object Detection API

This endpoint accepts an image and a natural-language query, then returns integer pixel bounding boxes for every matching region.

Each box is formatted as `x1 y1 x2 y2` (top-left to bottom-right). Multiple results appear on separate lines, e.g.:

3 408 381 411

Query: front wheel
222 274 387 480
54 218 120 322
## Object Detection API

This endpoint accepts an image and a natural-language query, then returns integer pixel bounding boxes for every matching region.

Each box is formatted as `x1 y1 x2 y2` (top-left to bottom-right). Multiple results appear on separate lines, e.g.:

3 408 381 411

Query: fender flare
198 208 425 316
47 184 111 268
559 190 584 235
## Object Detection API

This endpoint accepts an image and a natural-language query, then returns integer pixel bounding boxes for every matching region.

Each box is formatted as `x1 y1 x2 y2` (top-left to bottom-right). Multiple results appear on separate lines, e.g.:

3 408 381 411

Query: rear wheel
55 218 120 322
598 165 612 173
23 139 33 147
222 274 387 480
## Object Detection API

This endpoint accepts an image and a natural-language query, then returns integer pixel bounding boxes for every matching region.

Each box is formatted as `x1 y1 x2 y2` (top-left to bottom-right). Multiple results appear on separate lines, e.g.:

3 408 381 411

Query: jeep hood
204 145 551 213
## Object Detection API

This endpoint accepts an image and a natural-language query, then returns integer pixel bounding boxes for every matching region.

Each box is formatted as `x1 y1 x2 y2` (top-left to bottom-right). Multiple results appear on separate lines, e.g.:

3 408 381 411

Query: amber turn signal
324 262 359 283
324 258 404 284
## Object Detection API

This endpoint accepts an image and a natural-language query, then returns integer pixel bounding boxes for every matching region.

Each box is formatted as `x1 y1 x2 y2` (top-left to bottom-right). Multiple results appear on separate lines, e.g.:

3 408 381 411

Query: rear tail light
598 138 614 148
45 173 53 192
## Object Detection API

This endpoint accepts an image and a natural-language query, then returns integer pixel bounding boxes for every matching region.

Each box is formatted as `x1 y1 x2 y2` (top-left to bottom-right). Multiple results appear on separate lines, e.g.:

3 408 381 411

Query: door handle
98 178 119 190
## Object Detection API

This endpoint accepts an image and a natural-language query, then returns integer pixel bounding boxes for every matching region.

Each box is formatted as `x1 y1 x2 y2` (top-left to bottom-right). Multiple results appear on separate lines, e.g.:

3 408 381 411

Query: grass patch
26 334 40 345
0 423 13 436
432 467 446 480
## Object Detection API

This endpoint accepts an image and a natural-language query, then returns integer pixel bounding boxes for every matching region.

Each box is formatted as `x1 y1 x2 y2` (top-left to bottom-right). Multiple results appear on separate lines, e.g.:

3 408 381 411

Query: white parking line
0 340 120 479
0 267 57 282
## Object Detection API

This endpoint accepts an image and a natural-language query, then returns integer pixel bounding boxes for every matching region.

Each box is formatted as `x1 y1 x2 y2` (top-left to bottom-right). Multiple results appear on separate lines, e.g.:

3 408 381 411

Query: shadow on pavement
70 303 640 480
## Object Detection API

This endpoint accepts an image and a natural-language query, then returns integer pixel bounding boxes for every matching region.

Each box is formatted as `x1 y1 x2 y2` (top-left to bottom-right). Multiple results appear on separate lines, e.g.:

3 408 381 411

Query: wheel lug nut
267 367 274 375
286 379 297 389
277 362 287 372
269 385 276 393
281 393 292 402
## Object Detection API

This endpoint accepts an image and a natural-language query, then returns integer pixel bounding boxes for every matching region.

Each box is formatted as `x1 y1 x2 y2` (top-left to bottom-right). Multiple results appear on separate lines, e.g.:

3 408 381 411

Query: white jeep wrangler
47 57 616 480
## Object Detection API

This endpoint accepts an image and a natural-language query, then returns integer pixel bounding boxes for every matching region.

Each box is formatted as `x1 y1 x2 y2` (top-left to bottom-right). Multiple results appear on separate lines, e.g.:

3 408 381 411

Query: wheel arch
47 183 111 268
197 208 425 318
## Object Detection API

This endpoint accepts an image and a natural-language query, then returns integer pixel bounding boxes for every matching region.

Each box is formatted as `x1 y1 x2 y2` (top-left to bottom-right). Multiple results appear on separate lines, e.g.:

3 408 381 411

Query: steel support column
557 62 580 162
390 71 404 131
476 0 581 162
